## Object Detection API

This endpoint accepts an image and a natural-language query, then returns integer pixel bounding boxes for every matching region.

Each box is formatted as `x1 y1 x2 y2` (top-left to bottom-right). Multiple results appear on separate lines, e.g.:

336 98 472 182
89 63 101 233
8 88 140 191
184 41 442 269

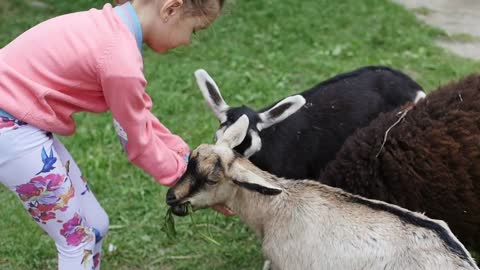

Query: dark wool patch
300 65 422 97
320 74 480 250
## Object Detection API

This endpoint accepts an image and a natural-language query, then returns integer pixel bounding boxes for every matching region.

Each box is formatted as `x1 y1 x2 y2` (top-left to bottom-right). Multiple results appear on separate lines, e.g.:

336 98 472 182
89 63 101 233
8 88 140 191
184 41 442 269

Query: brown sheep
320 74 480 250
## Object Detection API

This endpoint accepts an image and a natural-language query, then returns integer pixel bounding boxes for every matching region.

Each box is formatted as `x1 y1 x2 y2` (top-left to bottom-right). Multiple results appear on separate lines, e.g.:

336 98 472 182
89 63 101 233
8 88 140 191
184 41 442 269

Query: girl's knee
97 210 109 241
89 208 109 243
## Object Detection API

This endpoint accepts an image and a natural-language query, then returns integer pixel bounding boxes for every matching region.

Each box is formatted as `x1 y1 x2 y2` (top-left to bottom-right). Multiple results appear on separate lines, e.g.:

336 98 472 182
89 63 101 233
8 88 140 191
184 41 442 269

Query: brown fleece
320 74 480 250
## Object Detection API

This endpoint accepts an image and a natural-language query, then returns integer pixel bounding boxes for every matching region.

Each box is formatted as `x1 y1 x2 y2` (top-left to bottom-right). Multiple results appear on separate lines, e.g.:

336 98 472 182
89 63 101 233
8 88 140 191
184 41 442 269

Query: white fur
244 130 262 158
231 162 282 194
215 126 227 141
217 115 249 149
257 95 306 131
414 90 427 103
195 69 229 123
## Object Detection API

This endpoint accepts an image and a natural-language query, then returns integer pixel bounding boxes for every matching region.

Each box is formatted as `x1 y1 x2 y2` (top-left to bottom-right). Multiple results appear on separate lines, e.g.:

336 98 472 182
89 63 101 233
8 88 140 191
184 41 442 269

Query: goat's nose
166 190 178 205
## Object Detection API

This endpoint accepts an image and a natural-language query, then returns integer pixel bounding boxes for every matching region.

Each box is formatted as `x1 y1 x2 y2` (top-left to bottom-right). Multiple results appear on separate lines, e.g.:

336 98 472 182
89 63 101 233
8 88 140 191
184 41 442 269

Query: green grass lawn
1 0 479 269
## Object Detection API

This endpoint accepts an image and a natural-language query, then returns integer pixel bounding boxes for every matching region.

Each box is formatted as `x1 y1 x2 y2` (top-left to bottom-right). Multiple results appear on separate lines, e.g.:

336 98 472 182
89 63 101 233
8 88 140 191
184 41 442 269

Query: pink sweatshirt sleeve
99 38 189 186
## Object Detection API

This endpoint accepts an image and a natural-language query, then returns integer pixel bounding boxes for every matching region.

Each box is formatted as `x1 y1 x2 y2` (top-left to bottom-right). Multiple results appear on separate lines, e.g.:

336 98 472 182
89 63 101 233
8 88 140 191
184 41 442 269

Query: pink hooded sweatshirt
0 3 189 186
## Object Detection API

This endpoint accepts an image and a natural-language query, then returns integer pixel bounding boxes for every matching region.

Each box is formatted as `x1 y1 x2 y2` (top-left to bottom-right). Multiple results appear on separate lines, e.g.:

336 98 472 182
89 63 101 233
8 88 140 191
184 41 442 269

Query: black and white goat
166 116 478 270
195 66 425 179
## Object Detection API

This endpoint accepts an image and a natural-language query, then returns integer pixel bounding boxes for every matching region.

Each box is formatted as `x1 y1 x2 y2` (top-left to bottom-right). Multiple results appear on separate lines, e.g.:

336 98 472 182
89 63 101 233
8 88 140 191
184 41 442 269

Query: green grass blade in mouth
161 208 177 239
162 203 194 238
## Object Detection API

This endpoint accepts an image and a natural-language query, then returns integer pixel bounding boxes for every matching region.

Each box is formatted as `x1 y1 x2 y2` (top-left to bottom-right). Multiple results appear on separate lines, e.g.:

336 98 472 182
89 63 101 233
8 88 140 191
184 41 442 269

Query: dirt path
393 0 480 60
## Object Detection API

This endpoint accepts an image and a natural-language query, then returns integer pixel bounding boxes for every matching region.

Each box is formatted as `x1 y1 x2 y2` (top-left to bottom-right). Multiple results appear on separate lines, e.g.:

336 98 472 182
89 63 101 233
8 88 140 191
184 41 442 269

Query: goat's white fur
218 115 249 148
195 69 229 123
231 162 283 194
244 130 262 158
256 95 306 131
414 90 426 103
178 115 478 270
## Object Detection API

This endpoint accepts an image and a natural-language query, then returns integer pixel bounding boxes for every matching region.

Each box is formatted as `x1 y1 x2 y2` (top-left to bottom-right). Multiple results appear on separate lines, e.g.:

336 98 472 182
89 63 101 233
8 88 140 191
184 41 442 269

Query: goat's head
166 115 283 216
194 69 306 157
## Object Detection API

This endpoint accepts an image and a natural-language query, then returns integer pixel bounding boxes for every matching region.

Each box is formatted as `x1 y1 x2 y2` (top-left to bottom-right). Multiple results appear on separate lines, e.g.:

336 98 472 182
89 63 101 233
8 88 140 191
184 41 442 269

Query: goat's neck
226 165 288 238
224 159 360 236
226 161 365 235
228 186 287 238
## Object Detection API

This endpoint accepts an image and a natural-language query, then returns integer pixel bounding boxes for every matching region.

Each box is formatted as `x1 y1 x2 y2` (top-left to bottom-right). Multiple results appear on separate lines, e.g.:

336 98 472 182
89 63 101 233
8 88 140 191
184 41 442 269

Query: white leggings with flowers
0 117 109 270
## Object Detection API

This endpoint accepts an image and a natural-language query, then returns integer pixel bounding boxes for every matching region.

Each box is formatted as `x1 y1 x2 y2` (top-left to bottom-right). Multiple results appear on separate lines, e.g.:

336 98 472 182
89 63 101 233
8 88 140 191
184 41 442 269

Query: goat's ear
217 115 249 148
195 69 229 123
231 162 282 196
257 95 306 131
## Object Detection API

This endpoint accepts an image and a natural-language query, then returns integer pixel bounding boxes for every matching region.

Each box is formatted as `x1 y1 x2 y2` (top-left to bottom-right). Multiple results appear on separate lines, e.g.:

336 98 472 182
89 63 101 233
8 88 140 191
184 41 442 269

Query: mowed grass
1 0 479 269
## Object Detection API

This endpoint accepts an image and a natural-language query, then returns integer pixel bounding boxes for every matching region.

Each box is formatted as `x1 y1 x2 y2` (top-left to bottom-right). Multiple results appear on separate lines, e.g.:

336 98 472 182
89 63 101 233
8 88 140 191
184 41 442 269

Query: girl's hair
114 0 225 17
185 0 226 17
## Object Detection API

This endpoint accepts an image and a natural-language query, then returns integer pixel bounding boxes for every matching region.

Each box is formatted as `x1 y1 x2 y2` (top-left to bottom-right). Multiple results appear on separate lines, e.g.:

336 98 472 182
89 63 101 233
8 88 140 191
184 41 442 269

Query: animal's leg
262 260 272 270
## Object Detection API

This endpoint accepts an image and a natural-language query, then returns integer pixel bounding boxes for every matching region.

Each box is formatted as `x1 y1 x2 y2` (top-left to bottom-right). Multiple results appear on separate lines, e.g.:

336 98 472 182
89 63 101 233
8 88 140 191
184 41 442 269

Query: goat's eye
206 179 217 186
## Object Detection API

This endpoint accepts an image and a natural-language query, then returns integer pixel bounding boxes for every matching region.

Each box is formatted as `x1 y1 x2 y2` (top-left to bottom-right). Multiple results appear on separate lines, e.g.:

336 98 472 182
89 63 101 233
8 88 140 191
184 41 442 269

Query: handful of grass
161 204 220 245
162 204 193 239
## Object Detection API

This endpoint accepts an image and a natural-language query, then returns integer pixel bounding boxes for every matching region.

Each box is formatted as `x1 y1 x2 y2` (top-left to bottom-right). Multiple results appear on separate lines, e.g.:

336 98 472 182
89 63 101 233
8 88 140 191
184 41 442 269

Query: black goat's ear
230 162 282 196
257 95 306 131
195 69 229 123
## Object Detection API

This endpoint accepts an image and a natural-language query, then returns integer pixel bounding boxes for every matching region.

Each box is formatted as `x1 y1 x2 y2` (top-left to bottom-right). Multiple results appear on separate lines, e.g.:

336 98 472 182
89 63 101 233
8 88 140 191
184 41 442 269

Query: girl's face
145 0 221 53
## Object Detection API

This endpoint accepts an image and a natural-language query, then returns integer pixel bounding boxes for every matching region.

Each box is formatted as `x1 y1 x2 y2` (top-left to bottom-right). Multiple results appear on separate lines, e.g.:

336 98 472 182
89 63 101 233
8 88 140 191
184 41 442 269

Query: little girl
0 0 225 269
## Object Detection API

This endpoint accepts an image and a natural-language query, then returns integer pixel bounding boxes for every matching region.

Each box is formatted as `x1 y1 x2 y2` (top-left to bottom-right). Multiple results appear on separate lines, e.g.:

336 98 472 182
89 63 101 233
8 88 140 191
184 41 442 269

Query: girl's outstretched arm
100 37 189 186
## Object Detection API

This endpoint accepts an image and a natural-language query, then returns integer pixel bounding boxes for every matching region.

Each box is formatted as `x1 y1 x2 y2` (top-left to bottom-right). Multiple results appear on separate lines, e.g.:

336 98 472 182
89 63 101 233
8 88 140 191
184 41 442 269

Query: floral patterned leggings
0 116 109 270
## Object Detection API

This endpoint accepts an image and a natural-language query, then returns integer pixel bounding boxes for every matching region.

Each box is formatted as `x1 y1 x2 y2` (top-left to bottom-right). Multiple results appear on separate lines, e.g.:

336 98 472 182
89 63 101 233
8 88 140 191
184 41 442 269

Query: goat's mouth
170 203 190 216
167 198 193 217
169 202 235 217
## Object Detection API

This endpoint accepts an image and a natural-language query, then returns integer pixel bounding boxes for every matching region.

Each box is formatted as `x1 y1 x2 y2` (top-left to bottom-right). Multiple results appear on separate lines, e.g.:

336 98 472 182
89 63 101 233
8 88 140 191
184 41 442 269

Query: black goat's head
194 69 306 157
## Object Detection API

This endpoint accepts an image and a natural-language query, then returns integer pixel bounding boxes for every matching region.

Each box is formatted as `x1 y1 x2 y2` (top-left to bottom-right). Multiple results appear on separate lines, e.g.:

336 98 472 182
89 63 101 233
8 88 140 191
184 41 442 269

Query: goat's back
261 179 477 269
251 66 423 180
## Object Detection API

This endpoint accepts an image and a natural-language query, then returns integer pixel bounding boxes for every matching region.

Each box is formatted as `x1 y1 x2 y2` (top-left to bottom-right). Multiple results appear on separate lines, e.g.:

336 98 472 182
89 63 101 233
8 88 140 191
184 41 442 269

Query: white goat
166 115 478 270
